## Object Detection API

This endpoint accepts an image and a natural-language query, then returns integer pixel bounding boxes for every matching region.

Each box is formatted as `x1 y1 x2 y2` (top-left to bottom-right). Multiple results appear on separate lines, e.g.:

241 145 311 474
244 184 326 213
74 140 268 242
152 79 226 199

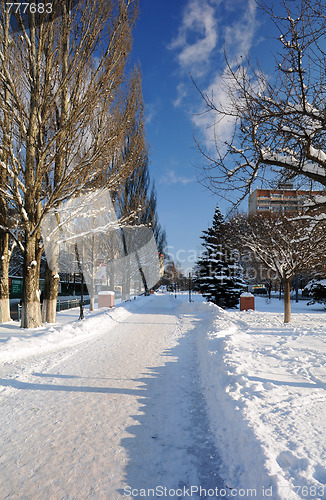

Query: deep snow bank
183 297 326 500
178 300 281 498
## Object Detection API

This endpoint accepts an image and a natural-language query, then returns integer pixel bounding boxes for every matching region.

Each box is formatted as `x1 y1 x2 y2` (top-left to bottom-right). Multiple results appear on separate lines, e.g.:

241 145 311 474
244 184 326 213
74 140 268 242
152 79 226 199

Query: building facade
248 183 325 215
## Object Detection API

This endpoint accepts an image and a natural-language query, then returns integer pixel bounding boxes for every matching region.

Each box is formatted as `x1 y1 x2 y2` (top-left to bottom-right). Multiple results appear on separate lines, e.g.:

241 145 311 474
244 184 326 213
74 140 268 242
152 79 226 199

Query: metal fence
56 297 90 311
17 297 91 321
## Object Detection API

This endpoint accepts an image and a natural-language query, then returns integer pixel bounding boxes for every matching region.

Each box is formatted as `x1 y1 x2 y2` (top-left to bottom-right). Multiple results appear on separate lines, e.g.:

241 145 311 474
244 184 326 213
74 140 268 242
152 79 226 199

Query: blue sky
131 0 268 272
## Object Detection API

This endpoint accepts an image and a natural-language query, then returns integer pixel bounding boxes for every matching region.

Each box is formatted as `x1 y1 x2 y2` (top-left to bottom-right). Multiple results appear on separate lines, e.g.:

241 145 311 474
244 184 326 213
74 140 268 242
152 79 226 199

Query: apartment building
248 183 325 215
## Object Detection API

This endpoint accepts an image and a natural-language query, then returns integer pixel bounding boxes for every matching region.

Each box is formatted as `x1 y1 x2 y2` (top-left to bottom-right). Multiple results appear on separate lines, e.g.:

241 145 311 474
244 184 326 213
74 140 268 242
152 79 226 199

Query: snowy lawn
194 295 326 500
0 293 325 499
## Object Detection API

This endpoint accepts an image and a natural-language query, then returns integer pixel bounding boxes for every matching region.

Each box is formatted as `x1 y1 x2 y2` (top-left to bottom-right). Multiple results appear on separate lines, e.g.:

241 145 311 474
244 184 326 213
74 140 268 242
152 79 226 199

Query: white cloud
223 0 257 64
159 170 194 186
168 0 258 146
173 82 188 108
145 100 160 125
192 68 236 149
192 0 258 148
168 0 219 74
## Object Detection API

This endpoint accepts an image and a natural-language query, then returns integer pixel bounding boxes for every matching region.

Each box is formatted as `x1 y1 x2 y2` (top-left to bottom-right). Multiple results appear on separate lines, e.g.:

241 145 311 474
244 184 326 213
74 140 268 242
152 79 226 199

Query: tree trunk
135 249 148 295
42 261 60 323
0 14 11 323
121 230 130 300
0 232 11 322
79 272 84 320
90 272 95 311
21 235 42 328
283 278 291 324
89 236 95 311
122 255 131 300
108 261 115 291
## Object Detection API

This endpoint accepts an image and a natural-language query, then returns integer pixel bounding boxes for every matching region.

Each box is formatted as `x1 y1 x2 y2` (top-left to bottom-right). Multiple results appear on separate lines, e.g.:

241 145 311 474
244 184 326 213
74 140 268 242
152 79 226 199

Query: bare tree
195 0 326 210
0 0 140 327
115 125 167 295
230 212 326 322
0 11 16 322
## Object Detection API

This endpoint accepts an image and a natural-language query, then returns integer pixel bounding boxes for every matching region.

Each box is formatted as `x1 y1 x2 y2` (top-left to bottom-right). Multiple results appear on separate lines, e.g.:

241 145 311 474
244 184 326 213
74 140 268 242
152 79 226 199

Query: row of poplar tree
0 0 166 328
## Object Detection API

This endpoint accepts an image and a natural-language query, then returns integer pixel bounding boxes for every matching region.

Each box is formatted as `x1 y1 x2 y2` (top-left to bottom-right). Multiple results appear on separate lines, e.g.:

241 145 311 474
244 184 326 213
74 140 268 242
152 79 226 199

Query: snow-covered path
0 295 224 499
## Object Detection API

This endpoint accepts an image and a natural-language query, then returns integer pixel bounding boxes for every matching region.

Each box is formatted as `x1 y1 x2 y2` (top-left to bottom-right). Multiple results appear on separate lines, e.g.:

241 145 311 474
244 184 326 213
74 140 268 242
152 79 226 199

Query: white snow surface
196 297 326 500
0 294 325 499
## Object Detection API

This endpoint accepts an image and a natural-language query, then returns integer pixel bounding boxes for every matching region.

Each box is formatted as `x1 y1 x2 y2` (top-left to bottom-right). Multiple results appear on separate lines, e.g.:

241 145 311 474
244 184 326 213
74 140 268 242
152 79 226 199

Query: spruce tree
195 206 243 308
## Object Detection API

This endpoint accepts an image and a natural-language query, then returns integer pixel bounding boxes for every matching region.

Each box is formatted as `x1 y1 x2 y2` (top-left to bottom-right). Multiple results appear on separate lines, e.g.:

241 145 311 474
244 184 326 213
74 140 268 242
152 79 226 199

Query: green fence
17 297 91 320
56 297 90 311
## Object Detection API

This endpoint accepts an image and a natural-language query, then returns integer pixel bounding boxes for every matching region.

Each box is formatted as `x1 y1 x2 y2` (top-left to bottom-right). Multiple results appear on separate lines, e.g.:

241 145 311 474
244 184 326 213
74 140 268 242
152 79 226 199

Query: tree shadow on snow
118 327 226 499
0 376 146 395
248 374 326 390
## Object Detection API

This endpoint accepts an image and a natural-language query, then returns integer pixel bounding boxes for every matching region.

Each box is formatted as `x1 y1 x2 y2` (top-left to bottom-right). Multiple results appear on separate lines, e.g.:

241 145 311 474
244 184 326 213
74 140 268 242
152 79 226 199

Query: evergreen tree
304 279 326 306
195 206 243 308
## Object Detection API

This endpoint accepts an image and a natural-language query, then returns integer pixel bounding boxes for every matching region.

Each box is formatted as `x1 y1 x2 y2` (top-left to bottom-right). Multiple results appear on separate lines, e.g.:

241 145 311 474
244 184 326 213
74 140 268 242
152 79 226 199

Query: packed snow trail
0 294 224 499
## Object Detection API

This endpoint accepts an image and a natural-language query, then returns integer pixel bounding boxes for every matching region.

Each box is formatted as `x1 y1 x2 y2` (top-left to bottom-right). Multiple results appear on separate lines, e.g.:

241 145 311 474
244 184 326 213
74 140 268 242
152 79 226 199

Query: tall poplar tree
0 0 140 327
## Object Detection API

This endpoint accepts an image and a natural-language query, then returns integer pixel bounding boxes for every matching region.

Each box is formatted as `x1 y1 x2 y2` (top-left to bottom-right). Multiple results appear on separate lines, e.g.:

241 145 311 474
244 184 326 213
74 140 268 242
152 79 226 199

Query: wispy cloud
145 100 160 125
173 82 188 108
167 0 258 148
191 0 258 148
192 68 237 149
159 170 195 186
223 0 257 64
168 0 220 75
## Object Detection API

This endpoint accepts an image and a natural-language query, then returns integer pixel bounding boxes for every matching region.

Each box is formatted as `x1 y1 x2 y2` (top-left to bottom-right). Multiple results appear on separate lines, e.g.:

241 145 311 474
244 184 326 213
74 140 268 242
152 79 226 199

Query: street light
189 272 192 303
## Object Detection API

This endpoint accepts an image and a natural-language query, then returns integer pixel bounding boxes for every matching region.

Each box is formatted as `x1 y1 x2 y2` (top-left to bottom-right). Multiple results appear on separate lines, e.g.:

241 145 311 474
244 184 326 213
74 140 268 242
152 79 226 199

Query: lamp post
189 272 192 303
